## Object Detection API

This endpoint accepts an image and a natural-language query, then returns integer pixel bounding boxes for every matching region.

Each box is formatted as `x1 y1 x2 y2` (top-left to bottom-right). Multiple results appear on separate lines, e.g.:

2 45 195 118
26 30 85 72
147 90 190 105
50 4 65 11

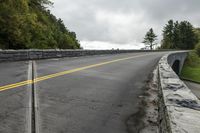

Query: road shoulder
183 80 200 99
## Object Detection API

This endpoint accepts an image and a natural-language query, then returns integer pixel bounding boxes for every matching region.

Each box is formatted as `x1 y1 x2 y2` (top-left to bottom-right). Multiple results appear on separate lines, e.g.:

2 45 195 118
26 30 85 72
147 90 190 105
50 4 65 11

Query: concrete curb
158 52 200 133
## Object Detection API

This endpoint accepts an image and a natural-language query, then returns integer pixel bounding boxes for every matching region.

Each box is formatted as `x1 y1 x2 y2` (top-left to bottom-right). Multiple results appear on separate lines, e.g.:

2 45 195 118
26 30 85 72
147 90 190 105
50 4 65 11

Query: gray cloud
51 0 200 49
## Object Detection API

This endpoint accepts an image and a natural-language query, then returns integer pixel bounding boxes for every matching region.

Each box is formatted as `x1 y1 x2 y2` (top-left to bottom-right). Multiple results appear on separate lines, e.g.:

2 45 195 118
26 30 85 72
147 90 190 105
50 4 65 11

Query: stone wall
158 52 200 133
0 49 166 62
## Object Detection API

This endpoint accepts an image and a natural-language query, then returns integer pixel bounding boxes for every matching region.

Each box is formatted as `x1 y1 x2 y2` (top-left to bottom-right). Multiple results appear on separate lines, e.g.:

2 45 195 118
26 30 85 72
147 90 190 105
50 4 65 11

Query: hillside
0 0 80 49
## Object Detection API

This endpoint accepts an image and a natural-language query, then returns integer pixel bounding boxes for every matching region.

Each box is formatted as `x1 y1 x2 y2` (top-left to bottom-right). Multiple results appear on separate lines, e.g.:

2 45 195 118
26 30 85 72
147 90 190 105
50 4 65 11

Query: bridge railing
0 49 171 62
158 51 200 133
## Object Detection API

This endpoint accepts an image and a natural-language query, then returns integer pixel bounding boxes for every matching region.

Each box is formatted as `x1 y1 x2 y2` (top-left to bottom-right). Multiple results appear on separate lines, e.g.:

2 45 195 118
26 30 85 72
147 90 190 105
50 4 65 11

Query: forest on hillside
0 0 80 49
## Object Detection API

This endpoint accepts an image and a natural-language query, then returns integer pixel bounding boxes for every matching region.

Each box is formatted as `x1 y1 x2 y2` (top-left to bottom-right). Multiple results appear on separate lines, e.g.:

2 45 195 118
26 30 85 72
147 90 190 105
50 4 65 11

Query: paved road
0 52 167 133
184 81 200 99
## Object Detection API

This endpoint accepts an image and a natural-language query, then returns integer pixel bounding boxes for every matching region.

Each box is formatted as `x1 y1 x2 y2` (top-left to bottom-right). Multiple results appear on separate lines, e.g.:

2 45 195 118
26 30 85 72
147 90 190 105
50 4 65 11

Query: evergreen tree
143 28 157 50
161 20 198 50
173 21 180 49
178 21 197 49
162 20 174 49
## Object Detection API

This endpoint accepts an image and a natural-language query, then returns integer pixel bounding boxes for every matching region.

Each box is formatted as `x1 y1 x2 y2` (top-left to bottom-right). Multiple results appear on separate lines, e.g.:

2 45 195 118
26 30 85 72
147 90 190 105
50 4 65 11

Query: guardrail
0 49 169 62
158 52 200 133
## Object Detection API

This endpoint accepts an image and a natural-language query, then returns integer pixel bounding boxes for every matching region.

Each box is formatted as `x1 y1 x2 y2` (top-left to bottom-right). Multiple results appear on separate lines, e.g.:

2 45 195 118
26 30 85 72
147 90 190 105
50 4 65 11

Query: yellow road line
0 80 32 92
0 54 153 92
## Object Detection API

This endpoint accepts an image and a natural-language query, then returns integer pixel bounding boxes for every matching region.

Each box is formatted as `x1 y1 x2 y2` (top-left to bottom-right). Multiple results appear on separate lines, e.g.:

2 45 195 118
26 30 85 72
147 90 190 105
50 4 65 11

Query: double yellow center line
0 54 152 92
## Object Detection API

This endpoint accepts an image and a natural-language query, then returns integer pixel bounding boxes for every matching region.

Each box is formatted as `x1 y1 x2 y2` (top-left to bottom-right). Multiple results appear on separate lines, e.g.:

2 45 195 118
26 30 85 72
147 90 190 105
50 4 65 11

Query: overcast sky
50 0 200 49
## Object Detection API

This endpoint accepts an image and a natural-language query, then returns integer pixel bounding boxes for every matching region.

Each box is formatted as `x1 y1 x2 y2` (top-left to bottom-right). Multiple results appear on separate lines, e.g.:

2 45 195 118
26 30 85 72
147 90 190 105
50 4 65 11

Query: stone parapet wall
0 49 167 62
158 52 200 133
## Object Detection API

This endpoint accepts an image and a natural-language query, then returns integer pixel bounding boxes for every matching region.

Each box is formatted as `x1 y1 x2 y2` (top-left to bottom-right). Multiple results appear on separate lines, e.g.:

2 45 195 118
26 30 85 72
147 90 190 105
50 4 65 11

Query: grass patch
181 65 200 82
181 51 200 82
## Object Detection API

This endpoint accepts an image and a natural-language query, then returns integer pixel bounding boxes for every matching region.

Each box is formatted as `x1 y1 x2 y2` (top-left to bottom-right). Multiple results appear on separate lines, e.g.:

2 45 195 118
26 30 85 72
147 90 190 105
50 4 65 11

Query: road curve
0 52 167 133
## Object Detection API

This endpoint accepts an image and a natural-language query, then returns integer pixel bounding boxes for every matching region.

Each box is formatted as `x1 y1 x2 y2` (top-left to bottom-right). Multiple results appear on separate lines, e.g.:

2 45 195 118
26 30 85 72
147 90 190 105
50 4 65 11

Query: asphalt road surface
184 81 200 99
0 52 167 133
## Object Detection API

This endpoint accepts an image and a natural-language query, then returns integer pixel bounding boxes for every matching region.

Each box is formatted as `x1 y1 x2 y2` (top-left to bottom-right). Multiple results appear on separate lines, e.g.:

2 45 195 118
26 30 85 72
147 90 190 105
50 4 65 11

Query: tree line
143 20 199 50
0 0 80 49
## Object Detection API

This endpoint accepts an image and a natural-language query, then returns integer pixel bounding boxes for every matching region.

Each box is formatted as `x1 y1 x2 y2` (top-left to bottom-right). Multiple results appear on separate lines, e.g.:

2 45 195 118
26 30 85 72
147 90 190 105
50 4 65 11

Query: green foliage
0 0 80 49
181 33 200 82
142 28 157 50
194 28 200 41
181 51 200 82
161 20 174 49
185 51 200 67
181 65 200 83
195 42 200 57
161 20 198 50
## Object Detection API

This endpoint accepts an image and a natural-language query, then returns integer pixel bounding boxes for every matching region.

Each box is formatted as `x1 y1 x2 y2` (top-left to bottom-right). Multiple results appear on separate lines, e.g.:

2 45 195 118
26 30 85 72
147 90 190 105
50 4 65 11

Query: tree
29 0 53 9
143 28 157 50
161 20 198 50
177 21 196 49
162 20 174 49
173 21 180 49
195 42 200 57
0 0 80 49
194 28 200 42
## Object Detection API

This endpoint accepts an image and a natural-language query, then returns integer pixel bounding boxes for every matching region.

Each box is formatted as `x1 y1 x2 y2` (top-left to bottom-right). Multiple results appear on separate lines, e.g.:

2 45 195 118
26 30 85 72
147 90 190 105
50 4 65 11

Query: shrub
195 43 200 57
185 51 200 67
